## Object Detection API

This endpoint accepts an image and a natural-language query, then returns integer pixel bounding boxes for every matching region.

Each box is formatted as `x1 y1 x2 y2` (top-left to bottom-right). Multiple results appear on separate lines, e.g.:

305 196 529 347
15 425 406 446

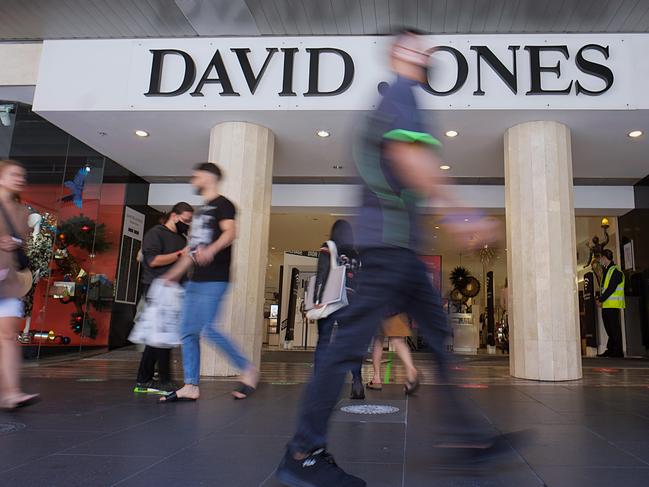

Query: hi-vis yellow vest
602 264 625 309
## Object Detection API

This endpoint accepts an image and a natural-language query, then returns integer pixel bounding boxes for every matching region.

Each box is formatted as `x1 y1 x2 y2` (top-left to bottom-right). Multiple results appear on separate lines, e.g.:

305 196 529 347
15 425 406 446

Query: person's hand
0 236 19 252
446 217 503 251
180 246 191 256
194 245 216 266
596 301 602 308
160 271 181 283
314 303 325 309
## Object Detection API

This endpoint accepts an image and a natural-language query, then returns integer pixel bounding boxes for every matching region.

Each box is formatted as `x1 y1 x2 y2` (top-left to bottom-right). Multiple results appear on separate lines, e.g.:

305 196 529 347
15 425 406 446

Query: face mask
175 221 190 236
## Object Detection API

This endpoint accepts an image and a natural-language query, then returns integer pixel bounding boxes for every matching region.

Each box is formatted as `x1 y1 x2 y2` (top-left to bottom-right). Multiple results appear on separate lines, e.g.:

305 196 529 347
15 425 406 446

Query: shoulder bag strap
0 201 19 239
326 240 339 269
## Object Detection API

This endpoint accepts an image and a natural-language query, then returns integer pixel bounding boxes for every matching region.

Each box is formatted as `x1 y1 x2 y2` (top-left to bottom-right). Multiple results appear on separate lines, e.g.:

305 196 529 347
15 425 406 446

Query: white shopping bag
129 279 184 348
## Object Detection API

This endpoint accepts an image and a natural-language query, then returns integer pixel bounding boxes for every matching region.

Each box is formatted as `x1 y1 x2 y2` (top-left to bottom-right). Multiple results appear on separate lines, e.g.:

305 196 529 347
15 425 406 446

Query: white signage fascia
34 34 649 112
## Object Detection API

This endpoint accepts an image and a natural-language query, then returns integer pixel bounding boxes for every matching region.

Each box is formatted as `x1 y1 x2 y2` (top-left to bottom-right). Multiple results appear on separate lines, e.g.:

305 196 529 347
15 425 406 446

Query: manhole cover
340 404 400 415
0 422 26 435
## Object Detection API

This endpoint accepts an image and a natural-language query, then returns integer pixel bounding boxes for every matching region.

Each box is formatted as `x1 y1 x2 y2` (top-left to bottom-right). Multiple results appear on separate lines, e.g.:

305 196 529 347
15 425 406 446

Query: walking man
160 162 258 402
276 30 501 487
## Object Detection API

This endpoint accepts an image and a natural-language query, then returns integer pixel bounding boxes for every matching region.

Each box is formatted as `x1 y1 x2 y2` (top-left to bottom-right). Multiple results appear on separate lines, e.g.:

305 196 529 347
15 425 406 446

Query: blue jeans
180 281 250 385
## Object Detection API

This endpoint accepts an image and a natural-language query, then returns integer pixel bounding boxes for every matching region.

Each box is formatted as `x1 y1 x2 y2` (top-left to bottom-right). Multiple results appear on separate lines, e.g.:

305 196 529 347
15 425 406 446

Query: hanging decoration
60 165 90 209
477 244 498 267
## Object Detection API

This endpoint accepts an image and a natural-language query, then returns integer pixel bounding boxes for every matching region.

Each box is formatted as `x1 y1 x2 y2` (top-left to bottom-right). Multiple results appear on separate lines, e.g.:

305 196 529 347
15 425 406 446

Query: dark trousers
289 248 483 453
136 346 171 383
315 314 363 383
135 282 172 384
602 308 623 355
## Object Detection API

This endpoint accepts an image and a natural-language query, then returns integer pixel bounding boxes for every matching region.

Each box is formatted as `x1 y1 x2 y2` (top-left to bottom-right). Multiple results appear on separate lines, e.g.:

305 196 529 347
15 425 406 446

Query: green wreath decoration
57 215 110 253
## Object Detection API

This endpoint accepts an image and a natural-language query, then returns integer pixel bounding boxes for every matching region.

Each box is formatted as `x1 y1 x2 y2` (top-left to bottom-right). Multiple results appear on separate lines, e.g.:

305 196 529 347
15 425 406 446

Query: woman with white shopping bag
132 202 193 394
306 220 365 400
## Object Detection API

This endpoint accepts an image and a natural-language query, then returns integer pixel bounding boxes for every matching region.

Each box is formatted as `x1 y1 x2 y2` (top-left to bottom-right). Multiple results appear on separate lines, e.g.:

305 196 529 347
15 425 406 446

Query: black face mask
175 221 190 236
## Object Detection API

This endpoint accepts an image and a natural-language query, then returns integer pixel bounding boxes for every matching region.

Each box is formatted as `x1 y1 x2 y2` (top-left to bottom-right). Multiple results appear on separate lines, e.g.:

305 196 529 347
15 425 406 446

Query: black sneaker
276 449 366 487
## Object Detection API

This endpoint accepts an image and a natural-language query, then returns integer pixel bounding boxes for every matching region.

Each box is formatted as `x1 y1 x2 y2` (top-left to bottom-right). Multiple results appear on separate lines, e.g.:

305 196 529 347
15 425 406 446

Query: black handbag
0 202 30 270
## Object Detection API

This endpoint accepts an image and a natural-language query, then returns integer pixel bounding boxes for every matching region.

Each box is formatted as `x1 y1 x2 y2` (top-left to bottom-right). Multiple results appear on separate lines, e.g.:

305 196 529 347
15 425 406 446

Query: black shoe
276 449 366 487
596 350 611 358
350 381 365 400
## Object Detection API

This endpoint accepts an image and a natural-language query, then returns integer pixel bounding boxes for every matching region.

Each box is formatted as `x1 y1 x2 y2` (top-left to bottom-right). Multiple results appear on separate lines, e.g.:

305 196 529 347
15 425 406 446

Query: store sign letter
145 47 355 98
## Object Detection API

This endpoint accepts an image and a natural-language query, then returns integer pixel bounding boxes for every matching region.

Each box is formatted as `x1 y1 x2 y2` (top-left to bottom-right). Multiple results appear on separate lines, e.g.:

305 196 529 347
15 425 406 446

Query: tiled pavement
3 350 649 486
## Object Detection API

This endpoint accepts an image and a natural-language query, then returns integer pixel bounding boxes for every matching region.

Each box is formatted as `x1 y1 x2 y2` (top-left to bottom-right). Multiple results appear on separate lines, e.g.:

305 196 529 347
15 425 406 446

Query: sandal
404 372 420 396
366 381 383 391
0 393 40 410
158 390 197 403
232 383 256 400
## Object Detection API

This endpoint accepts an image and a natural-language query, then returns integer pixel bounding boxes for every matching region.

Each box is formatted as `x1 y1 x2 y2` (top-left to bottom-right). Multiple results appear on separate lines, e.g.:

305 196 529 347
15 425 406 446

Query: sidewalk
2 354 649 486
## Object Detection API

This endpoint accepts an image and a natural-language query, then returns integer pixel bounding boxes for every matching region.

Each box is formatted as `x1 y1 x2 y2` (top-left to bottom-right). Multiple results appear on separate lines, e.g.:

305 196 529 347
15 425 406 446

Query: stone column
201 122 274 376
504 121 582 381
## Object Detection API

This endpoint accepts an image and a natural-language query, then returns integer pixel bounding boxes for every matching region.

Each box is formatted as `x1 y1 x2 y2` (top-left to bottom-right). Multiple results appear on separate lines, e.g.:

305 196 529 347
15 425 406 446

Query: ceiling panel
1 0 648 40
174 0 260 36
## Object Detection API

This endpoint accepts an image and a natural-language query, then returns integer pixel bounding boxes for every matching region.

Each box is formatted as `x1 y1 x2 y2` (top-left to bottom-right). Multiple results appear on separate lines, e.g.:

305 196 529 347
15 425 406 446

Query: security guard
597 249 625 358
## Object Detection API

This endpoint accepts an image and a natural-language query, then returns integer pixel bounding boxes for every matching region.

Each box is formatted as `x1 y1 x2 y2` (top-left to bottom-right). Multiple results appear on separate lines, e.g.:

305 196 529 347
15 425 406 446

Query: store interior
263 212 632 359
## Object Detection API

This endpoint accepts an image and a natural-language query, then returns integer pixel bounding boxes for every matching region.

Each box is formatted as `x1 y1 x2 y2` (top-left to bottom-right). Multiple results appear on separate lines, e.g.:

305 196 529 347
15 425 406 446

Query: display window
1 101 146 360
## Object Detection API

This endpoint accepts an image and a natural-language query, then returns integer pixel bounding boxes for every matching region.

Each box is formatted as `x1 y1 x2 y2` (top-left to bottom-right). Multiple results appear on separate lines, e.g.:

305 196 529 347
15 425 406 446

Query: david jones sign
145 43 613 98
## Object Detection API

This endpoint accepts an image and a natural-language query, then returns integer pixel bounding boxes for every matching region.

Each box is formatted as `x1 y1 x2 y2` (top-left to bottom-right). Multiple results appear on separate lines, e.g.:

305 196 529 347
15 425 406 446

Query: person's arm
194 219 236 266
599 268 623 303
162 254 194 282
148 247 188 268
386 141 501 248
314 244 330 305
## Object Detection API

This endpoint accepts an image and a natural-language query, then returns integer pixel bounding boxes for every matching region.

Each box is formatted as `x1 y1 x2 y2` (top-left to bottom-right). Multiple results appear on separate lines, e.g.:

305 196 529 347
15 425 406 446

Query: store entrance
262 212 510 359
262 212 645 364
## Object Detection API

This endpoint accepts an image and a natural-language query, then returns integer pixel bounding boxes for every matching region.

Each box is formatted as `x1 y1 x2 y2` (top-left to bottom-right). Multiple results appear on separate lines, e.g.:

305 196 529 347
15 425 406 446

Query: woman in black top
134 202 193 394
313 220 365 400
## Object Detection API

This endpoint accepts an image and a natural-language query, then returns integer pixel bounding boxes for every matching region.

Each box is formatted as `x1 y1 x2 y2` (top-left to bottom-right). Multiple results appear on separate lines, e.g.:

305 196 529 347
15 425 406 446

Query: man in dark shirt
134 201 193 393
159 163 258 402
276 31 502 487
597 249 625 358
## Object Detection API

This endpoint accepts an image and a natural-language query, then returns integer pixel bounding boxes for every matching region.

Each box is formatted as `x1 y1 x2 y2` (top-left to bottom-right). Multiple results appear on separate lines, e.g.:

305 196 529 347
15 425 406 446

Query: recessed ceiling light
316 130 330 138
434 226 440 229
134 130 149 137
440 165 451 170
445 130 458 138
271 247 276 250
628 130 643 138
464 218 470 222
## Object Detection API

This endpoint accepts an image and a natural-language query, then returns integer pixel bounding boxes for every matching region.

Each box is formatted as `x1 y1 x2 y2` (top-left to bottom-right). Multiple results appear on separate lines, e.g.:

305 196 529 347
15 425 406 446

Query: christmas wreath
57 215 110 253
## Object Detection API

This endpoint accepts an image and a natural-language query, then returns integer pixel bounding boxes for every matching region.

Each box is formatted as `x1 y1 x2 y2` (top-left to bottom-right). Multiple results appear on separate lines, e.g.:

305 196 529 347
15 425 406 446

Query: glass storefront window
2 101 133 361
